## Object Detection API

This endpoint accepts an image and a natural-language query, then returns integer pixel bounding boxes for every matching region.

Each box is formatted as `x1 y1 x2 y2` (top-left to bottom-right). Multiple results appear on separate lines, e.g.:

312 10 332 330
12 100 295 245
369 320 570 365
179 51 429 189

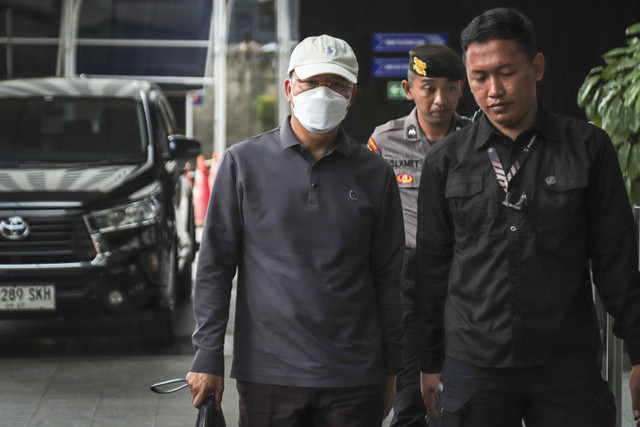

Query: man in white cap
186 34 405 426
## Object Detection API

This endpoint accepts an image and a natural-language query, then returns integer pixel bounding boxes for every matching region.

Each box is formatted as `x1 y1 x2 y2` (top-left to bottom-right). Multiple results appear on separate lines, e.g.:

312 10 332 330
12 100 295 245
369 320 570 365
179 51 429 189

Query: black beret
409 43 465 80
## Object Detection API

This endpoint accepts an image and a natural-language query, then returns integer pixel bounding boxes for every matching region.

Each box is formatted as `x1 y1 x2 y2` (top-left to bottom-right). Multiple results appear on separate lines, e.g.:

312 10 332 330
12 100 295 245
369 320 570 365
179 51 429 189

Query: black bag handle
150 377 226 427
150 377 190 394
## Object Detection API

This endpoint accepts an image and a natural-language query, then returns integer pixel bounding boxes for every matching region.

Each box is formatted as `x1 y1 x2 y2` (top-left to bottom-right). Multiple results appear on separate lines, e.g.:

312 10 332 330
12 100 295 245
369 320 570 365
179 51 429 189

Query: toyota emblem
0 217 31 240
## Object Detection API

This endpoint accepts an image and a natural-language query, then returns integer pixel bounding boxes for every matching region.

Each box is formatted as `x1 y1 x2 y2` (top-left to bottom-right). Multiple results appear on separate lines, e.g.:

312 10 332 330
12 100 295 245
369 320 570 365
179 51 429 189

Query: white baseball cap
287 34 358 84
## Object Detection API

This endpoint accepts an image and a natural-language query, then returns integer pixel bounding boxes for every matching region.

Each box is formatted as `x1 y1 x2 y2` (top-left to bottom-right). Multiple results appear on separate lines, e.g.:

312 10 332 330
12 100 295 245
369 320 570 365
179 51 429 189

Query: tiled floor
0 293 395 427
0 242 633 426
0 356 634 425
2 356 191 426
0 354 239 427
0 310 238 427
0 261 239 427
2 329 633 427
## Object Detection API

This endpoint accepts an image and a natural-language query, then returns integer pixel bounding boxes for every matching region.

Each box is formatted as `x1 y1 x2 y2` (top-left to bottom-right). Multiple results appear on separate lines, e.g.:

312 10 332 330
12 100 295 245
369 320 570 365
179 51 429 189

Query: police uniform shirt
368 107 470 248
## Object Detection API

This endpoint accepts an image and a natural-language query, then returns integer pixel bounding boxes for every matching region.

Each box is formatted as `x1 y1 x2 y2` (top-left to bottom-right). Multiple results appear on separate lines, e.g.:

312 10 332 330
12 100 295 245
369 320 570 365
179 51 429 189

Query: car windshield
0 97 148 163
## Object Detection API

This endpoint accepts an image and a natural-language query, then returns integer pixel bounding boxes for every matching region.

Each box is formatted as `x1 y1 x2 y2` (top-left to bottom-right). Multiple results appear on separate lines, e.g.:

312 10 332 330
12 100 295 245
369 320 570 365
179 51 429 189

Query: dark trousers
391 248 429 427
236 380 385 427
435 355 616 427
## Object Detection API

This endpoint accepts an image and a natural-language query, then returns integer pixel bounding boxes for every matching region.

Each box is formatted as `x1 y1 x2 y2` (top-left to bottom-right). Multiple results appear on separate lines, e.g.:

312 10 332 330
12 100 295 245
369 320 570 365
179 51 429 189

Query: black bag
150 377 226 427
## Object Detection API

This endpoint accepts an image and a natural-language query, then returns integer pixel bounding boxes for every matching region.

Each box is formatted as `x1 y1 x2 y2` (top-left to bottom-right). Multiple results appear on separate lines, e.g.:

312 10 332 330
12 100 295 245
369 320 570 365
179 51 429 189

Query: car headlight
90 196 161 233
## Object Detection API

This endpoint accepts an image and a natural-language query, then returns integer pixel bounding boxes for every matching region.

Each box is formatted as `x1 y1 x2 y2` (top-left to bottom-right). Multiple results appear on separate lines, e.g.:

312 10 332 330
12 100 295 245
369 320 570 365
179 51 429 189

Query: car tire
140 242 177 345
177 202 196 300
140 306 175 346
177 260 193 300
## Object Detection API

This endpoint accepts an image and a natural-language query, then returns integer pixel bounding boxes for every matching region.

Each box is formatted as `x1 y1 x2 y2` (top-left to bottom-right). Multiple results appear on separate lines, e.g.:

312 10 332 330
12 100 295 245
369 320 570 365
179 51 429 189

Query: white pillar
276 0 295 124
212 0 230 156
57 0 82 76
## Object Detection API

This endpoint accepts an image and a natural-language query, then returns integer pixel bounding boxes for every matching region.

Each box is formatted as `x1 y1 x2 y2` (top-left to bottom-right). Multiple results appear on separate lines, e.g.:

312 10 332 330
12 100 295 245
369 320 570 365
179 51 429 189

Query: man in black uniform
368 43 470 427
416 8 640 426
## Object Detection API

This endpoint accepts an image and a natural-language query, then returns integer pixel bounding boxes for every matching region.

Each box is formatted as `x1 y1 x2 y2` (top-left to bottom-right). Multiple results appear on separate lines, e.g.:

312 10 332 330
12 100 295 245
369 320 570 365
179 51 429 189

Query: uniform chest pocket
445 172 492 234
534 166 588 221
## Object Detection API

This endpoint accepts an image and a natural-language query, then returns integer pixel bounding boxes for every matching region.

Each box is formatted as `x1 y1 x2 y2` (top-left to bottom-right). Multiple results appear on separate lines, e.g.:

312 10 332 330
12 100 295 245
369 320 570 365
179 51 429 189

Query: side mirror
165 134 201 160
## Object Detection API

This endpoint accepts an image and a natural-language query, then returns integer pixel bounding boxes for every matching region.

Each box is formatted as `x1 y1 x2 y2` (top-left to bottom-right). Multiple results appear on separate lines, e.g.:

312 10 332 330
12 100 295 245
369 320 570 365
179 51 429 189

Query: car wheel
177 202 195 300
140 306 175 346
177 258 193 300
140 242 177 345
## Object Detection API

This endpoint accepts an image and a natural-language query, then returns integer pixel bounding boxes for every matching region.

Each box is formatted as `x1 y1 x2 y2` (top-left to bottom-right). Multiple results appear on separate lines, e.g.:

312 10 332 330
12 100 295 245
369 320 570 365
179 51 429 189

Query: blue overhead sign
373 33 448 52
372 58 409 78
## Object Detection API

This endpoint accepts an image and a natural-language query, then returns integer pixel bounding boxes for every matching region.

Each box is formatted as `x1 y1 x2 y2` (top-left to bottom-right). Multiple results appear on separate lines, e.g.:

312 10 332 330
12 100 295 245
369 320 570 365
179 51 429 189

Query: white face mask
291 86 350 134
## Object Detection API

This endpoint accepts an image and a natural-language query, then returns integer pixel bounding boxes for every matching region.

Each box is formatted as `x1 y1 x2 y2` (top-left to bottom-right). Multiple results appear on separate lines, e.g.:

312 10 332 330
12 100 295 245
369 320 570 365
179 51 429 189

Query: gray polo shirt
191 117 405 388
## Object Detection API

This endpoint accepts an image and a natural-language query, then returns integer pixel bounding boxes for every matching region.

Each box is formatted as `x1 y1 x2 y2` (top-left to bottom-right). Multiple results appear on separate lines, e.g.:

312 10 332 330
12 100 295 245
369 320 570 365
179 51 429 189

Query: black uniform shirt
192 117 405 386
416 106 640 372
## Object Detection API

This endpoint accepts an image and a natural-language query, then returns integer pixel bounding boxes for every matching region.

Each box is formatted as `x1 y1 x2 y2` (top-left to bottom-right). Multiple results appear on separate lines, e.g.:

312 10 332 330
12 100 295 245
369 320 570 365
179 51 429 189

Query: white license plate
0 285 56 310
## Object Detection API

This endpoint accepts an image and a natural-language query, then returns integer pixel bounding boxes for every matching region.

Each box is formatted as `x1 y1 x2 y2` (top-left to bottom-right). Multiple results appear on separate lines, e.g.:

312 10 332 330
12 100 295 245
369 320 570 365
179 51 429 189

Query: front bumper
0 226 171 318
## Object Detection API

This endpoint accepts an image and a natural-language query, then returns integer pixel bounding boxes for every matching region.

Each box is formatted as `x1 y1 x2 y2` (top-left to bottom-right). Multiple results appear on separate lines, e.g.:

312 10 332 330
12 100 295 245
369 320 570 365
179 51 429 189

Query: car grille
0 210 96 265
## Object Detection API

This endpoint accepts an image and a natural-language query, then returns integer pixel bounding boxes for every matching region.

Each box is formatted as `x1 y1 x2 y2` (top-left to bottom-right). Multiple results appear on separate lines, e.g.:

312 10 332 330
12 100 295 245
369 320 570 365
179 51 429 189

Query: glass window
0 97 148 163
78 0 212 40
0 46 57 79
228 0 275 44
76 46 208 77
0 1 62 79
0 0 214 79
76 0 212 77
149 94 171 155
0 1 62 38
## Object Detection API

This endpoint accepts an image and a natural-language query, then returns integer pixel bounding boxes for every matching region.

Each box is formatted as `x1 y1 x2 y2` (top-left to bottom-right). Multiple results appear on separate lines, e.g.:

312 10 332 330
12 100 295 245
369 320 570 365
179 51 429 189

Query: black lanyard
487 135 537 210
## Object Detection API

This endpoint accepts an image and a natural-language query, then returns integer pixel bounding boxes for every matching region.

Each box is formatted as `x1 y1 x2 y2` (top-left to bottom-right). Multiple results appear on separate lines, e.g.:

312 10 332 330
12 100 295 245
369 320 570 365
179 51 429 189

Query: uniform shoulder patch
367 136 379 152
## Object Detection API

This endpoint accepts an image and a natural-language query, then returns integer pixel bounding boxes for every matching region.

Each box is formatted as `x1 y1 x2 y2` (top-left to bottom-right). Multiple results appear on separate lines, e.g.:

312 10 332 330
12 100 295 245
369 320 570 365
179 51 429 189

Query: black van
0 77 201 343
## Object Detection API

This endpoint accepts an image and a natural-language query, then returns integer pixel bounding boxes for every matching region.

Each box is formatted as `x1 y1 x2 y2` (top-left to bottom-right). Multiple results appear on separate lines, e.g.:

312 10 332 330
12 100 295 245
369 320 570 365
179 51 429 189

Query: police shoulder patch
367 136 379 152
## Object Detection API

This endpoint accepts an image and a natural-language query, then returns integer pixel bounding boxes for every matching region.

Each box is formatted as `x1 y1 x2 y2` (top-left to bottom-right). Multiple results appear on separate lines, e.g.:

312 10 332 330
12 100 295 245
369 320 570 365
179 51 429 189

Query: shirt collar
279 116 353 157
474 103 558 150
405 108 468 143
449 113 470 134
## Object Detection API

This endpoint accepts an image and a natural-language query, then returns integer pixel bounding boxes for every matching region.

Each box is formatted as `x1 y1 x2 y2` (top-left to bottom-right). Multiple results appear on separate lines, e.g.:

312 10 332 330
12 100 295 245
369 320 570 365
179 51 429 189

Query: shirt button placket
506 210 524 359
308 166 319 207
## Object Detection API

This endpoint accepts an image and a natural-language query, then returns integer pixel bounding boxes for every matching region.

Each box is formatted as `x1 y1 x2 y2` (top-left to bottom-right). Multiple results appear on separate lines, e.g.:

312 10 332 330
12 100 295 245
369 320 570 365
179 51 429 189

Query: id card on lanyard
487 135 537 210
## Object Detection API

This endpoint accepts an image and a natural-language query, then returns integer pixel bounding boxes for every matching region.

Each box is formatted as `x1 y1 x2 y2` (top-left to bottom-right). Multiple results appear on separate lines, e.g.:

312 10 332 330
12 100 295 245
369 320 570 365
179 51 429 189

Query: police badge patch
412 57 428 76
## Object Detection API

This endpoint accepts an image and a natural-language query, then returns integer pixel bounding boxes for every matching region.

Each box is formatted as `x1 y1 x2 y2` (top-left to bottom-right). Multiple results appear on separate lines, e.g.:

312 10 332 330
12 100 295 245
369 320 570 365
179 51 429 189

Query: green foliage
254 93 277 133
578 23 640 205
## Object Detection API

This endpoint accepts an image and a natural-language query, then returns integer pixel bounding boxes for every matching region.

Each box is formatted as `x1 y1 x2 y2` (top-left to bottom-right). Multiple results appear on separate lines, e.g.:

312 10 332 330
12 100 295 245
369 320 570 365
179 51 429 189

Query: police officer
367 43 470 427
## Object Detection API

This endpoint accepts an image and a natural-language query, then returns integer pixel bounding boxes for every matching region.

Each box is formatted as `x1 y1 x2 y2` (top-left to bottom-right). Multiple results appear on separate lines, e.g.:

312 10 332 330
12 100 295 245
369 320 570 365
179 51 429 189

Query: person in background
367 43 470 427
186 34 405 426
416 8 640 426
